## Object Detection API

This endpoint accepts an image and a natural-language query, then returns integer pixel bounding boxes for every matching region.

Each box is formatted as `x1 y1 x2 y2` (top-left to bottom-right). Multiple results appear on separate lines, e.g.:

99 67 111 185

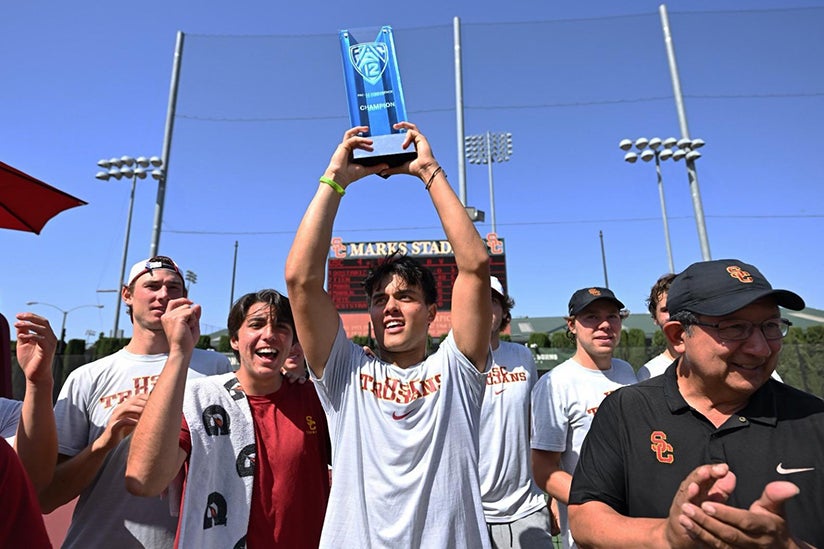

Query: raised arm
285 126 387 378
381 122 491 371
13 312 58 492
125 298 196 497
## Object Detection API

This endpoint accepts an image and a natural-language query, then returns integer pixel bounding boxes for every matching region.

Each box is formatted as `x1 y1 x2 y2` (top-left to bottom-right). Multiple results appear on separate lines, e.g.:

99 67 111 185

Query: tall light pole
464 131 513 234
619 136 705 273
660 4 711 261
599 230 609 288
96 156 164 339
230 240 239 311
185 270 197 292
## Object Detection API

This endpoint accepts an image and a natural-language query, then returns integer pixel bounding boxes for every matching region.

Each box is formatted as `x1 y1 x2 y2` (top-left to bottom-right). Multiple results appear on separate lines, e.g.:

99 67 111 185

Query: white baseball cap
490 276 506 298
126 256 184 287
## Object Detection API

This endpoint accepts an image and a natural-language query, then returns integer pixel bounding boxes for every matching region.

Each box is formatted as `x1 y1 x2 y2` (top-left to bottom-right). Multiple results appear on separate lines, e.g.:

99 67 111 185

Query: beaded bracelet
319 176 345 196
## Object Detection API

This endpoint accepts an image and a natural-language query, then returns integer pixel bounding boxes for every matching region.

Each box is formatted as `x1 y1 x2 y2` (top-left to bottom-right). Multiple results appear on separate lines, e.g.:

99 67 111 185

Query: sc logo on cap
726 266 753 283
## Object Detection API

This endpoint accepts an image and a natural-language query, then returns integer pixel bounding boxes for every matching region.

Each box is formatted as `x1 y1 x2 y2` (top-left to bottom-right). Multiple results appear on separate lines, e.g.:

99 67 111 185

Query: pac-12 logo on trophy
339 25 417 167
349 42 388 85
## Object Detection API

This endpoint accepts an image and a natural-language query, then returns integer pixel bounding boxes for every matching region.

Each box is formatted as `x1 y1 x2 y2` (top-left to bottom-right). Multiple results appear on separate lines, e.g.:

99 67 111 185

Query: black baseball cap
568 287 625 316
667 259 805 317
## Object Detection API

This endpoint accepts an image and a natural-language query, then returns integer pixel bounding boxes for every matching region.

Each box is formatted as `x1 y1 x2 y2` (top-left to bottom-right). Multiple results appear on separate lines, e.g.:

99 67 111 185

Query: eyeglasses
691 318 792 341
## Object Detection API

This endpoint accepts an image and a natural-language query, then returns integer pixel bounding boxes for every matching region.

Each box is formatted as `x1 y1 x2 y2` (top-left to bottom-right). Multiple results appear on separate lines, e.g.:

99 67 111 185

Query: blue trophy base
353 133 417 168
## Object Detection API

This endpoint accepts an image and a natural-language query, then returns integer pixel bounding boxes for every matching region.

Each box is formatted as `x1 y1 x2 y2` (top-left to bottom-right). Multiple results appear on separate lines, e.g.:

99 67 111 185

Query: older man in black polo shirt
568 259 823 548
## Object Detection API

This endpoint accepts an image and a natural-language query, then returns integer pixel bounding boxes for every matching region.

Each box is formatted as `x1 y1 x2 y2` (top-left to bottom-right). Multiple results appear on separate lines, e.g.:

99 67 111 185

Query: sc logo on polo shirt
650 431 674 464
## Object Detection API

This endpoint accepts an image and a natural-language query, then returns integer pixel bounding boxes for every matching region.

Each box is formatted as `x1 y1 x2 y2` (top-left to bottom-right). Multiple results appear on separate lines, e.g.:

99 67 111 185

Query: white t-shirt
479 341 546 522
636 352 673 381
312 324 491 549
531 357 637 549
54 348 233 549
0 397 23 443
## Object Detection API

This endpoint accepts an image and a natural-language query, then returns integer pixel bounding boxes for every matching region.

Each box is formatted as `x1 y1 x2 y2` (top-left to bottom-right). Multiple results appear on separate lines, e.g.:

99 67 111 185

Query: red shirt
0 437 51 548
179 380 330 548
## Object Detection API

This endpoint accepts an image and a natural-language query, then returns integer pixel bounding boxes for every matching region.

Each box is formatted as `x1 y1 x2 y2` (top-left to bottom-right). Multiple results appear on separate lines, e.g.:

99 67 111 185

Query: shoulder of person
769 380 824 415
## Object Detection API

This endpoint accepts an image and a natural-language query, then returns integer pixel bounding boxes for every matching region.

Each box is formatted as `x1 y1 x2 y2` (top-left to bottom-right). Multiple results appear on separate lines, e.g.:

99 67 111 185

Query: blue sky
2 0 823 342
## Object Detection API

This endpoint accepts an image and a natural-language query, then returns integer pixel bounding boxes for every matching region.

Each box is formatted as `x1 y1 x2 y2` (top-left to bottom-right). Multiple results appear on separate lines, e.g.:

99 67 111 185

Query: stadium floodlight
618 135 706 272
464 131 513 234
95 154 164 340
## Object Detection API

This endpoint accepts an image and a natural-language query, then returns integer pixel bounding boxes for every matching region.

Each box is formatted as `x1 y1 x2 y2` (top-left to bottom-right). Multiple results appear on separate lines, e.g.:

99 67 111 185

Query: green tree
196 335 213 350
61 338 88 386
528 332 550 348
92 337 129 360
550 331 574 349
217 335 232 353
649 330 667 358
616 328 647 368
352 335 371 347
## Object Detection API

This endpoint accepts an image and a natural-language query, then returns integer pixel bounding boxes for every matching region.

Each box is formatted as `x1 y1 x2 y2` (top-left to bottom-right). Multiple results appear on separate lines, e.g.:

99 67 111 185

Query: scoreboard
327 237 507 312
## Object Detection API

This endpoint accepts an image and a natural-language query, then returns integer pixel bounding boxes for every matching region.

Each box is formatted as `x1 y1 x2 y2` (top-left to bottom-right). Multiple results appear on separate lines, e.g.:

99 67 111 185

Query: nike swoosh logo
392 410 414 420
494 389 505 395
776 463 815 475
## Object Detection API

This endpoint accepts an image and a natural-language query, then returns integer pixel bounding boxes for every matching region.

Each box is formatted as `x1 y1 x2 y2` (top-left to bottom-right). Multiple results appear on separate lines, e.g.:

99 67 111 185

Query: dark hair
227 289 295 360
646 273 677 317
669 310 697 334
363 252 438 305
493 292 515 332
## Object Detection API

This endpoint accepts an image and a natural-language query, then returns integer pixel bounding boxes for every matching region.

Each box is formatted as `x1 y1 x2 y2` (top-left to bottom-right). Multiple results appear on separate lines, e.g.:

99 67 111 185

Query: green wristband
319 176 345 196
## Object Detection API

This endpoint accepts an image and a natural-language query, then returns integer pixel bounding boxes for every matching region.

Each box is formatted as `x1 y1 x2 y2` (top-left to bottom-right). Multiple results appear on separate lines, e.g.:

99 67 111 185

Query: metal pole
59 311 67 355
230 240 238 310
150 31 185 257
659 4 711 261
54 310 68 402
599 230 609 288
453 17 467 205
113 174 137 339
486 132 496 233
654 153 675 273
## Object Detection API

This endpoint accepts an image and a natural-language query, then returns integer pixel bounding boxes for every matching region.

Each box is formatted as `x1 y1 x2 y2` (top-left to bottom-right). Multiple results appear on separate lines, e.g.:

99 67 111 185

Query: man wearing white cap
42 255 233 548
482 276 555 547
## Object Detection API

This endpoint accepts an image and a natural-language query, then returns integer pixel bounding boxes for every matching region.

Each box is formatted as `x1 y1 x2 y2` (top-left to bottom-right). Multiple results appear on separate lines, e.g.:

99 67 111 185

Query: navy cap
568 287 625 316
667 259 804 317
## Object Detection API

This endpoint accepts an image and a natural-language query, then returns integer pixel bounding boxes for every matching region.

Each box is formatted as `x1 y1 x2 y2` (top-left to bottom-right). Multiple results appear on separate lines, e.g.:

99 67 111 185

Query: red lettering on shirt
98 375 161 408
359 373 442 404
485 366 528 387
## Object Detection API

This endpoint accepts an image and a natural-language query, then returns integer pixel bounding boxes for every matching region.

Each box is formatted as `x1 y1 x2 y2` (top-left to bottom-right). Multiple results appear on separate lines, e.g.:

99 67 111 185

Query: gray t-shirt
479 342 546 522
0 397 23 442
531 357 637 549
312 324 491 548
54 348 232 548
